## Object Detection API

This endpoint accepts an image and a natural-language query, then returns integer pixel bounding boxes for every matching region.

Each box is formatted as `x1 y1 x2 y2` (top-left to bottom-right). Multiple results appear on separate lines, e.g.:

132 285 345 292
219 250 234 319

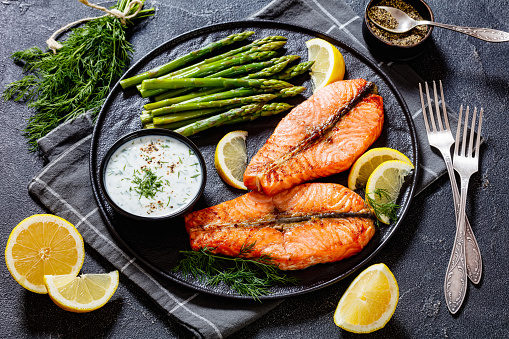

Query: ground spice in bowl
367 0 429 46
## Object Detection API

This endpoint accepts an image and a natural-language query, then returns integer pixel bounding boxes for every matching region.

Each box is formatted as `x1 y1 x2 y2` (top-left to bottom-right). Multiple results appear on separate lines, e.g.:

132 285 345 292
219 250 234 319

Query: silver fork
419 81 482 285
444 104 483 314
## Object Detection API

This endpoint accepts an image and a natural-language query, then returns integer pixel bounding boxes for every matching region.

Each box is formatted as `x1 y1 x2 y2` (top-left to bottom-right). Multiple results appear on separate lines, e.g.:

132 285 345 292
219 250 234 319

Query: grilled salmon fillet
185 183 376 270
244 79 384 196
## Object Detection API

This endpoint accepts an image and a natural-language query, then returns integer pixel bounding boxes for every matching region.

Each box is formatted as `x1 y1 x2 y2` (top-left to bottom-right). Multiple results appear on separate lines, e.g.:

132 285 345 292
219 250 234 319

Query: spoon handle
419 20 509 42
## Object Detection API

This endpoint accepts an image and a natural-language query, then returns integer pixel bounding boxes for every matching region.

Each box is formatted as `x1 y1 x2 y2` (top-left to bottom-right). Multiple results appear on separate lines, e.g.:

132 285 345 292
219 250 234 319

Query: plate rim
89 19 420 299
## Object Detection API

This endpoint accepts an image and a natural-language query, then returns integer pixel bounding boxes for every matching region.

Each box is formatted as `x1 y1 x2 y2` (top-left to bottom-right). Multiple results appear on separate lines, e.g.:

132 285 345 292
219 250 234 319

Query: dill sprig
131 168 163 199
174 242 300 301
2 0 154 150
365 188 400 225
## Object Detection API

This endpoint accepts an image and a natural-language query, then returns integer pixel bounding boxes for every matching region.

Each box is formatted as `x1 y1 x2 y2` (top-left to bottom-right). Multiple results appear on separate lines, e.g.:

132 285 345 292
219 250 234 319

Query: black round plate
90 20 419 299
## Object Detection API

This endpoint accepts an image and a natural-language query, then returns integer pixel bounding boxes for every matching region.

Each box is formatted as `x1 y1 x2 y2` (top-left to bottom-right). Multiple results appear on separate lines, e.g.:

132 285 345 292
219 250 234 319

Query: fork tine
468 107 477 157
461 106 470 157
419 83 431 134
425 82 438 132
433 81 444 130
454 105 463 156
439 80 451 131
475 108 483 158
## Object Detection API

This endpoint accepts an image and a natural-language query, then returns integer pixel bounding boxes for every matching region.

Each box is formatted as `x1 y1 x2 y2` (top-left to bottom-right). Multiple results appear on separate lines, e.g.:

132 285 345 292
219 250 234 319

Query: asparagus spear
141 78 293 90
147 102 293 130
155 60 306 105
136 41 286 91
152 55 298 103
142 105 240 125
144 87 304 125
140 112 153 125
148 93 275 117
119 31 255 89
275 86 306 98
223 102 293 125
202 54 287 79
139 50 279 98
152 104 242 125
144 118 202 130
146 87 265 110
175 103 264 137
153 85 304 112
273 61 315 80
162 36 287 79
243 55 300 79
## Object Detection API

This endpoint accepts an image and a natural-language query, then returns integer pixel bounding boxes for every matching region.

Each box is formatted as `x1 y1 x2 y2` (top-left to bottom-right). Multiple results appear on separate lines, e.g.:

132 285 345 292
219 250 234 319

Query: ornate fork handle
418 20 509 42
444 177 470 314
441 152 482 284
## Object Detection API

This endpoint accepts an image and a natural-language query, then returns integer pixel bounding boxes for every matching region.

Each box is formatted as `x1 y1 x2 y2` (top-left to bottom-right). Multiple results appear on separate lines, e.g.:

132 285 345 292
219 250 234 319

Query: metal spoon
369 6 509 42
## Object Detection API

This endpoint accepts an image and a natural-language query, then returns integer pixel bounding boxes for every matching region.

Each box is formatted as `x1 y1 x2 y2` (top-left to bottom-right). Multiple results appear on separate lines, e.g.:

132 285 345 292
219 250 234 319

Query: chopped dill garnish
131 167 163 200
174 242 299 301
365 188 400 225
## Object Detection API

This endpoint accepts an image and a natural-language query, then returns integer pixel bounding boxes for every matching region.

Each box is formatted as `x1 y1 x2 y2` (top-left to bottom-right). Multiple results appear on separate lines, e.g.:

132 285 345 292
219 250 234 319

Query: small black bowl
362 0 434 61
99 129 207 221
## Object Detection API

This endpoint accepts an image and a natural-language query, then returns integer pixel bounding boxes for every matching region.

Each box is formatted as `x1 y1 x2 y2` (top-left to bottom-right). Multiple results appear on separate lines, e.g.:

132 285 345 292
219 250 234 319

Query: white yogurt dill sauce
104 135 203 218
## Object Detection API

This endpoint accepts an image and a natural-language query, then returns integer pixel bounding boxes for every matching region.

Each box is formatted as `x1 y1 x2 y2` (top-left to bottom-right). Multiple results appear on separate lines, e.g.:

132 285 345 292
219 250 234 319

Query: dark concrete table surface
1 0 508 338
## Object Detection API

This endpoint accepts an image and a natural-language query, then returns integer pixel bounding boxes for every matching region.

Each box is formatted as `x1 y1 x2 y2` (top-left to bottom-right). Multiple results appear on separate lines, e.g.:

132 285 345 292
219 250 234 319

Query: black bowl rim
98 128 207 221
364 0 435 49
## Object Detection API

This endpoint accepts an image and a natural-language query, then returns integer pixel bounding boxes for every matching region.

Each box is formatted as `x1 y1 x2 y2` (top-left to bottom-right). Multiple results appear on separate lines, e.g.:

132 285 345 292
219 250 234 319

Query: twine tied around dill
46 0 143 54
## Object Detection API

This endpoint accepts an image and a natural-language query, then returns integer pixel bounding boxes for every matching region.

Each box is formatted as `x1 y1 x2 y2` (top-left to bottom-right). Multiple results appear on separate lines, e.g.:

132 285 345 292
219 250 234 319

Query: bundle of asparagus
120 31 313 136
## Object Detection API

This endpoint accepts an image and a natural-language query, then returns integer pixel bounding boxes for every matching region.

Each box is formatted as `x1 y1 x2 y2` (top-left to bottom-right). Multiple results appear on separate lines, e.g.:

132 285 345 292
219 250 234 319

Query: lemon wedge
348 148 412 190
5 214 85 294
365 160 414 224
214 130 249 190
305 38 345 92
334 263 399 333
44 271 119 313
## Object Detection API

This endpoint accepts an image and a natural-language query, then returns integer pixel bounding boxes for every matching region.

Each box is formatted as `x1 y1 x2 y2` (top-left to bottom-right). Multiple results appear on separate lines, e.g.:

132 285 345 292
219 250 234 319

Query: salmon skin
244 79 384 196
185 183 376 270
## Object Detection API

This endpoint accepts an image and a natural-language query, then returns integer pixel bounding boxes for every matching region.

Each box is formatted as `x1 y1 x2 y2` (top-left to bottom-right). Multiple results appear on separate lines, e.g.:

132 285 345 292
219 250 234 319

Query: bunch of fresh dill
2 0 154 150
175 242 300 301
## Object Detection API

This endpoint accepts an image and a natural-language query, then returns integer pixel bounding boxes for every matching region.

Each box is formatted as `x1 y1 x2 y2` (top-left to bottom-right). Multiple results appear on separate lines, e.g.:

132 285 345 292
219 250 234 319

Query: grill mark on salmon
262 81 375 172
185 183 376 270
244 79 384 195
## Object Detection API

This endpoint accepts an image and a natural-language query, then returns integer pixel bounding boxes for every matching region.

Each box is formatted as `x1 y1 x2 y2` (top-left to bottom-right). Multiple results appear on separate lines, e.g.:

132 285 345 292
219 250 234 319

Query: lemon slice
334 263 399 333
44 271 119 313
348 148 412 190
5 214 85 294
214 130 248 190
305 38 346 92
365 160 414 224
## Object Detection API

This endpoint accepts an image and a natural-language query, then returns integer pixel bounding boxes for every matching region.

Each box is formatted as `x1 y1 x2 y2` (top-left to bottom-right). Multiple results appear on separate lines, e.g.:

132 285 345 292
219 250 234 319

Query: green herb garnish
365 188 400 225
131 168 163 200
174 242 299 301
2 0 154 150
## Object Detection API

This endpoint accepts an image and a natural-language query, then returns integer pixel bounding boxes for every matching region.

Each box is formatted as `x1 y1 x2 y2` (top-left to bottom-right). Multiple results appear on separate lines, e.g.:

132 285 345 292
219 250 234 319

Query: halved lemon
5 214 85 293
214 130 248 190
334 263 399 333
348 148 412 190
365 160 414 224
44 271 119 313
305 38 345 92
